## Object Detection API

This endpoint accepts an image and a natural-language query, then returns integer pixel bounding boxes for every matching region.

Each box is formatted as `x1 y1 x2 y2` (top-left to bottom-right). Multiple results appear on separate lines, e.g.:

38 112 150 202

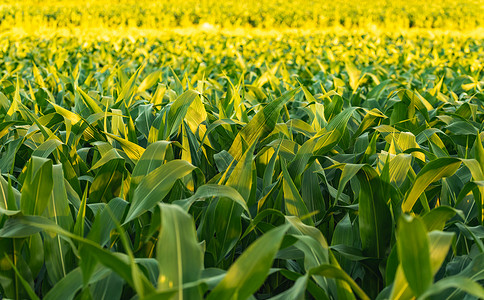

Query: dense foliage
1 0 484 30
0 7 484 300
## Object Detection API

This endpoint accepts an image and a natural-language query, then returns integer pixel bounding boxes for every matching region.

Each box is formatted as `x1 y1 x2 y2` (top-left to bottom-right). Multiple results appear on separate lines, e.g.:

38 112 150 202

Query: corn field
1 0 484 30
0 2 484 300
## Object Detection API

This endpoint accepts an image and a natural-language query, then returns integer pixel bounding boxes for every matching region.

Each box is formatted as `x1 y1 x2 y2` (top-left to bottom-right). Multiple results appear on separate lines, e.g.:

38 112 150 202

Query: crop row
1 0 483 30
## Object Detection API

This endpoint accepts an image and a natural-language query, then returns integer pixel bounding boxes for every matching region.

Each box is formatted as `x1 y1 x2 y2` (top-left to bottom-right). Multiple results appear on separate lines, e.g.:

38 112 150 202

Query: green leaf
0 173 19 213
173 184 249 214
44 267 110 300
402 158 461 212
357 165 392 258
309 264 370 300
138 70 162 93
44 164 74 283
87 197 128 247
118 63 144 105
89 158 125 203
207 224 289 300
20 156 54 216
397 215 432 297
32 139 63 158
130 141 173 197
417 276 484 300
281 160 313 225
0 215 156 294
125 160 196 223
268 275 308 300
4 255 40 300
214 142 254 260
104 131 145 164
422 206 462 231
228 89 297 161
157 203 203 299
428 231 454 275
76 87 103 114
163 90 201 139
345 61 362 91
